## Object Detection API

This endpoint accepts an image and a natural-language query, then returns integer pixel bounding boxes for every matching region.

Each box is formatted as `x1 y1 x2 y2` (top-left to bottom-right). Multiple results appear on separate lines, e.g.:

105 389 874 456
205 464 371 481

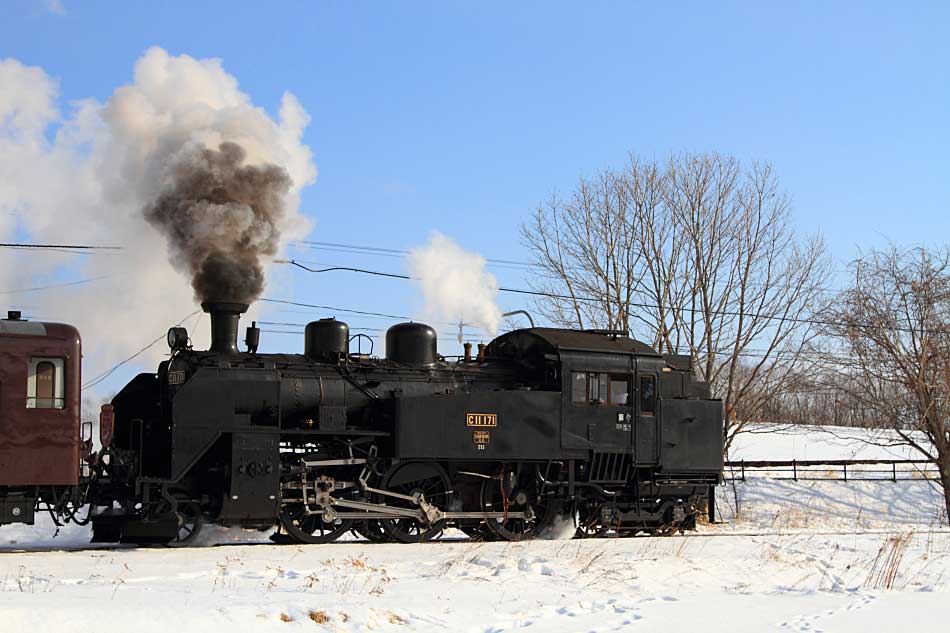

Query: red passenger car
0 310 83 524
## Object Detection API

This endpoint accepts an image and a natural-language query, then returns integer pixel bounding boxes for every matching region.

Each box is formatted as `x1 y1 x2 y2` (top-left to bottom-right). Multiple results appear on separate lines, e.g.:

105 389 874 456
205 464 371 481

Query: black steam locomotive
85 302 723 544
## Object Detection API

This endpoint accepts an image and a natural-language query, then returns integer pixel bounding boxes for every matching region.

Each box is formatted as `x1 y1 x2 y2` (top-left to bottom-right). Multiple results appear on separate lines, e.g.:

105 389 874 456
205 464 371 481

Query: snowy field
1 424 948 632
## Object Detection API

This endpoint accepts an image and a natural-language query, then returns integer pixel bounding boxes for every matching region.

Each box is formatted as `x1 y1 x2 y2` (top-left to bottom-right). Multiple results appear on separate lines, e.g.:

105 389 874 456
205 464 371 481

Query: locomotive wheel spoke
378 462 448 544
353 520 393 543
279 504 353 544
480 465 558 542
159 501 203 548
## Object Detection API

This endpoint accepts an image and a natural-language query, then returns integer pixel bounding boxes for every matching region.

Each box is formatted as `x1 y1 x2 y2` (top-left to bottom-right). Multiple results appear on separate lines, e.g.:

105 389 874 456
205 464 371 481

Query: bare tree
825 245 950 524
521 152 831 453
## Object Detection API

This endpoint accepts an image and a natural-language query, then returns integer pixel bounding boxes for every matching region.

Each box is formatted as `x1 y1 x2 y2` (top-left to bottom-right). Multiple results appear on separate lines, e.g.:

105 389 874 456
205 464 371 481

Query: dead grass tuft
866 531 913 590
280 613 293 623
389 613 407 625
308 610 330 624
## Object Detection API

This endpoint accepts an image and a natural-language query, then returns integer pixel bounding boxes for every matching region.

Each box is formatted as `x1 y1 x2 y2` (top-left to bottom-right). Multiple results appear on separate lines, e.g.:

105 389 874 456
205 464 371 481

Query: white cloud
0 48 316 388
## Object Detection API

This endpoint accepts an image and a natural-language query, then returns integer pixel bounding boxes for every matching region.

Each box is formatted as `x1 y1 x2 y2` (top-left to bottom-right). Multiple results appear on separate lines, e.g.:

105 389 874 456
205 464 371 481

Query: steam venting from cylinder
202 301 248 354
144 142 292 305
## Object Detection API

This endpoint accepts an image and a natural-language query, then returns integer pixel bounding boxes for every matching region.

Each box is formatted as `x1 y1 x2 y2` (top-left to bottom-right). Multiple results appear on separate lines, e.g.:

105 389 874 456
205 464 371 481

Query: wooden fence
723 459 939 482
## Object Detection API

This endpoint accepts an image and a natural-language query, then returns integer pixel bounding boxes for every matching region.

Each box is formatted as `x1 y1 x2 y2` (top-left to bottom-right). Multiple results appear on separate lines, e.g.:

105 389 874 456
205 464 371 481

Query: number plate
466 413 497 427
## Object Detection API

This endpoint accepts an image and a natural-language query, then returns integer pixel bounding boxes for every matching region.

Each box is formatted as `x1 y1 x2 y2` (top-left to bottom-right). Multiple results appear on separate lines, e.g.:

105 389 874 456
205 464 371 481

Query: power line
0 242 122 251
260 298 412 321
280 260 411 280
292 237 856 294
276 260 859 333
260 329 465 344
291 240 535 271
82 310 201 390
0 276 109 296
259 297 478 331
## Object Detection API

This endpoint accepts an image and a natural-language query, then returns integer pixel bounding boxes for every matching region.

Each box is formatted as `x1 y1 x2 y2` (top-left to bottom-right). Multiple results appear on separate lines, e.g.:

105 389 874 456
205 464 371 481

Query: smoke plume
406 232 502 336
144 141 291 304
0 48 315 387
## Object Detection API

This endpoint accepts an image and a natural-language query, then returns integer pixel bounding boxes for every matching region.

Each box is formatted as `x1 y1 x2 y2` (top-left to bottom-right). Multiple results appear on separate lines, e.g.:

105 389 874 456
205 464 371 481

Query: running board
319 510 528 520
310 498 526 521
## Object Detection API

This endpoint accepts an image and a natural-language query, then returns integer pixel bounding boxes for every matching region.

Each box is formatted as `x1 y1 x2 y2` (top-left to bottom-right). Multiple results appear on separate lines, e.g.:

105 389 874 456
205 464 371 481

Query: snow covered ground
1 424 948 632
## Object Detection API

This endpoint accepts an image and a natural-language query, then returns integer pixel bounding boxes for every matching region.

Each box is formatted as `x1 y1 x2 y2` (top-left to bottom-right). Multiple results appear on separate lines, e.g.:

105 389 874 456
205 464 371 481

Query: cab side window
573 372 629 406
609 375 629 405
27 357 65 409
639 375 656 415
571 372 588 403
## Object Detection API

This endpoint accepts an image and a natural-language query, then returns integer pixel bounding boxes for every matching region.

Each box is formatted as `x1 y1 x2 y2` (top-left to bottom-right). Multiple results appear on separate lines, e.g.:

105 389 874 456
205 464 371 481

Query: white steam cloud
0 48 315 389
406 232 502 337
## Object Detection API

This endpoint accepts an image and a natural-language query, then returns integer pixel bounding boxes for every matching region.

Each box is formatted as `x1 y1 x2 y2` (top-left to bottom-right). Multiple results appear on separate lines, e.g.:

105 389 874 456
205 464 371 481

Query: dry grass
308 610 330 624
279 613 293 623
389 613 408 625
866 532 913 590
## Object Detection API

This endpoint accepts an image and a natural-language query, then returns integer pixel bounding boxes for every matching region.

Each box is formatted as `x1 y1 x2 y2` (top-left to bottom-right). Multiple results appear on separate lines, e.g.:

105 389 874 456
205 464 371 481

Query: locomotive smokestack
202 302 249 354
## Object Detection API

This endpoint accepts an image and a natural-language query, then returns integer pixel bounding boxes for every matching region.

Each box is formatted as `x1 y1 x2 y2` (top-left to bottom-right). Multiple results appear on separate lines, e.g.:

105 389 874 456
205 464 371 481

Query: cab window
27 357 65 409
571 371 587 403
639 375 656 415
609 376 629 405
573 372 629 406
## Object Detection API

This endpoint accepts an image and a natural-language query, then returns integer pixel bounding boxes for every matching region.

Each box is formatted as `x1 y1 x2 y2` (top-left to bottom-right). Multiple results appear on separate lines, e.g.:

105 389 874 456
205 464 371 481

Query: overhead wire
82 309 201 390
0 276 109 295
290 240 535 271
276 259 890 334
259 297 479 331
0 242 122 251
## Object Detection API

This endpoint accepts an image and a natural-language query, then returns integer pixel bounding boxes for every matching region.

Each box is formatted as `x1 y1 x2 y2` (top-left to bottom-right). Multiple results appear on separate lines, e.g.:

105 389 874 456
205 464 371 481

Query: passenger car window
639 375 656 415
27 357 65 409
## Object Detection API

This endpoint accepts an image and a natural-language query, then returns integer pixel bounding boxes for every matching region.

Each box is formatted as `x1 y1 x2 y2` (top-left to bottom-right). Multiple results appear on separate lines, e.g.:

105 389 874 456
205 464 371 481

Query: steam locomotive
0 303 723 545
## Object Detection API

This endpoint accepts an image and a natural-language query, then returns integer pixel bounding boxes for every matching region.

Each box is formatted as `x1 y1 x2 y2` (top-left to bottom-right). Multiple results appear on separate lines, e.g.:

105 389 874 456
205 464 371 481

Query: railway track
5 527 950 555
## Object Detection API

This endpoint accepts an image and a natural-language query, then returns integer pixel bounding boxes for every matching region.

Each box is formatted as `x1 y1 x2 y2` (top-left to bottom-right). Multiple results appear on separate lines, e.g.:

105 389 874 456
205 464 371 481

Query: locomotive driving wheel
575 502 617 539
480 464 559 541
575 518 610 539
279 504 353 544
155 500 204 548
353 520 392 543
378 462 450 544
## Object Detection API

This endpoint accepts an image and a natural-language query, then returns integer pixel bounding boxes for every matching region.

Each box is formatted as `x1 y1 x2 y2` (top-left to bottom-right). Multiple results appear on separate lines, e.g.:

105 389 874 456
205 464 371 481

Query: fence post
741 460 746 482
793 460 797 481
892 462 897 482
843 463 847 482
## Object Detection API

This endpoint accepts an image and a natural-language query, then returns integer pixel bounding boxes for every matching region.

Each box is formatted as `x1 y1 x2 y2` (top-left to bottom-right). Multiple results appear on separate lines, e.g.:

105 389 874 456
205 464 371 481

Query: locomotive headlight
167 327 189 351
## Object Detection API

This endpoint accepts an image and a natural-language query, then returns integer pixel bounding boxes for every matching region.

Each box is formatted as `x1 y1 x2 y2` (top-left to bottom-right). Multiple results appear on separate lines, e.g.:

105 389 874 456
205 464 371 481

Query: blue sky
3 1 950 356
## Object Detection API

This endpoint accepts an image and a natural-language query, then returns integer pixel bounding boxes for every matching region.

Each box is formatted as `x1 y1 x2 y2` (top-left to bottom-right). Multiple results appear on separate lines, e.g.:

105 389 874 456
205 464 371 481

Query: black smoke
143 142 292 304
